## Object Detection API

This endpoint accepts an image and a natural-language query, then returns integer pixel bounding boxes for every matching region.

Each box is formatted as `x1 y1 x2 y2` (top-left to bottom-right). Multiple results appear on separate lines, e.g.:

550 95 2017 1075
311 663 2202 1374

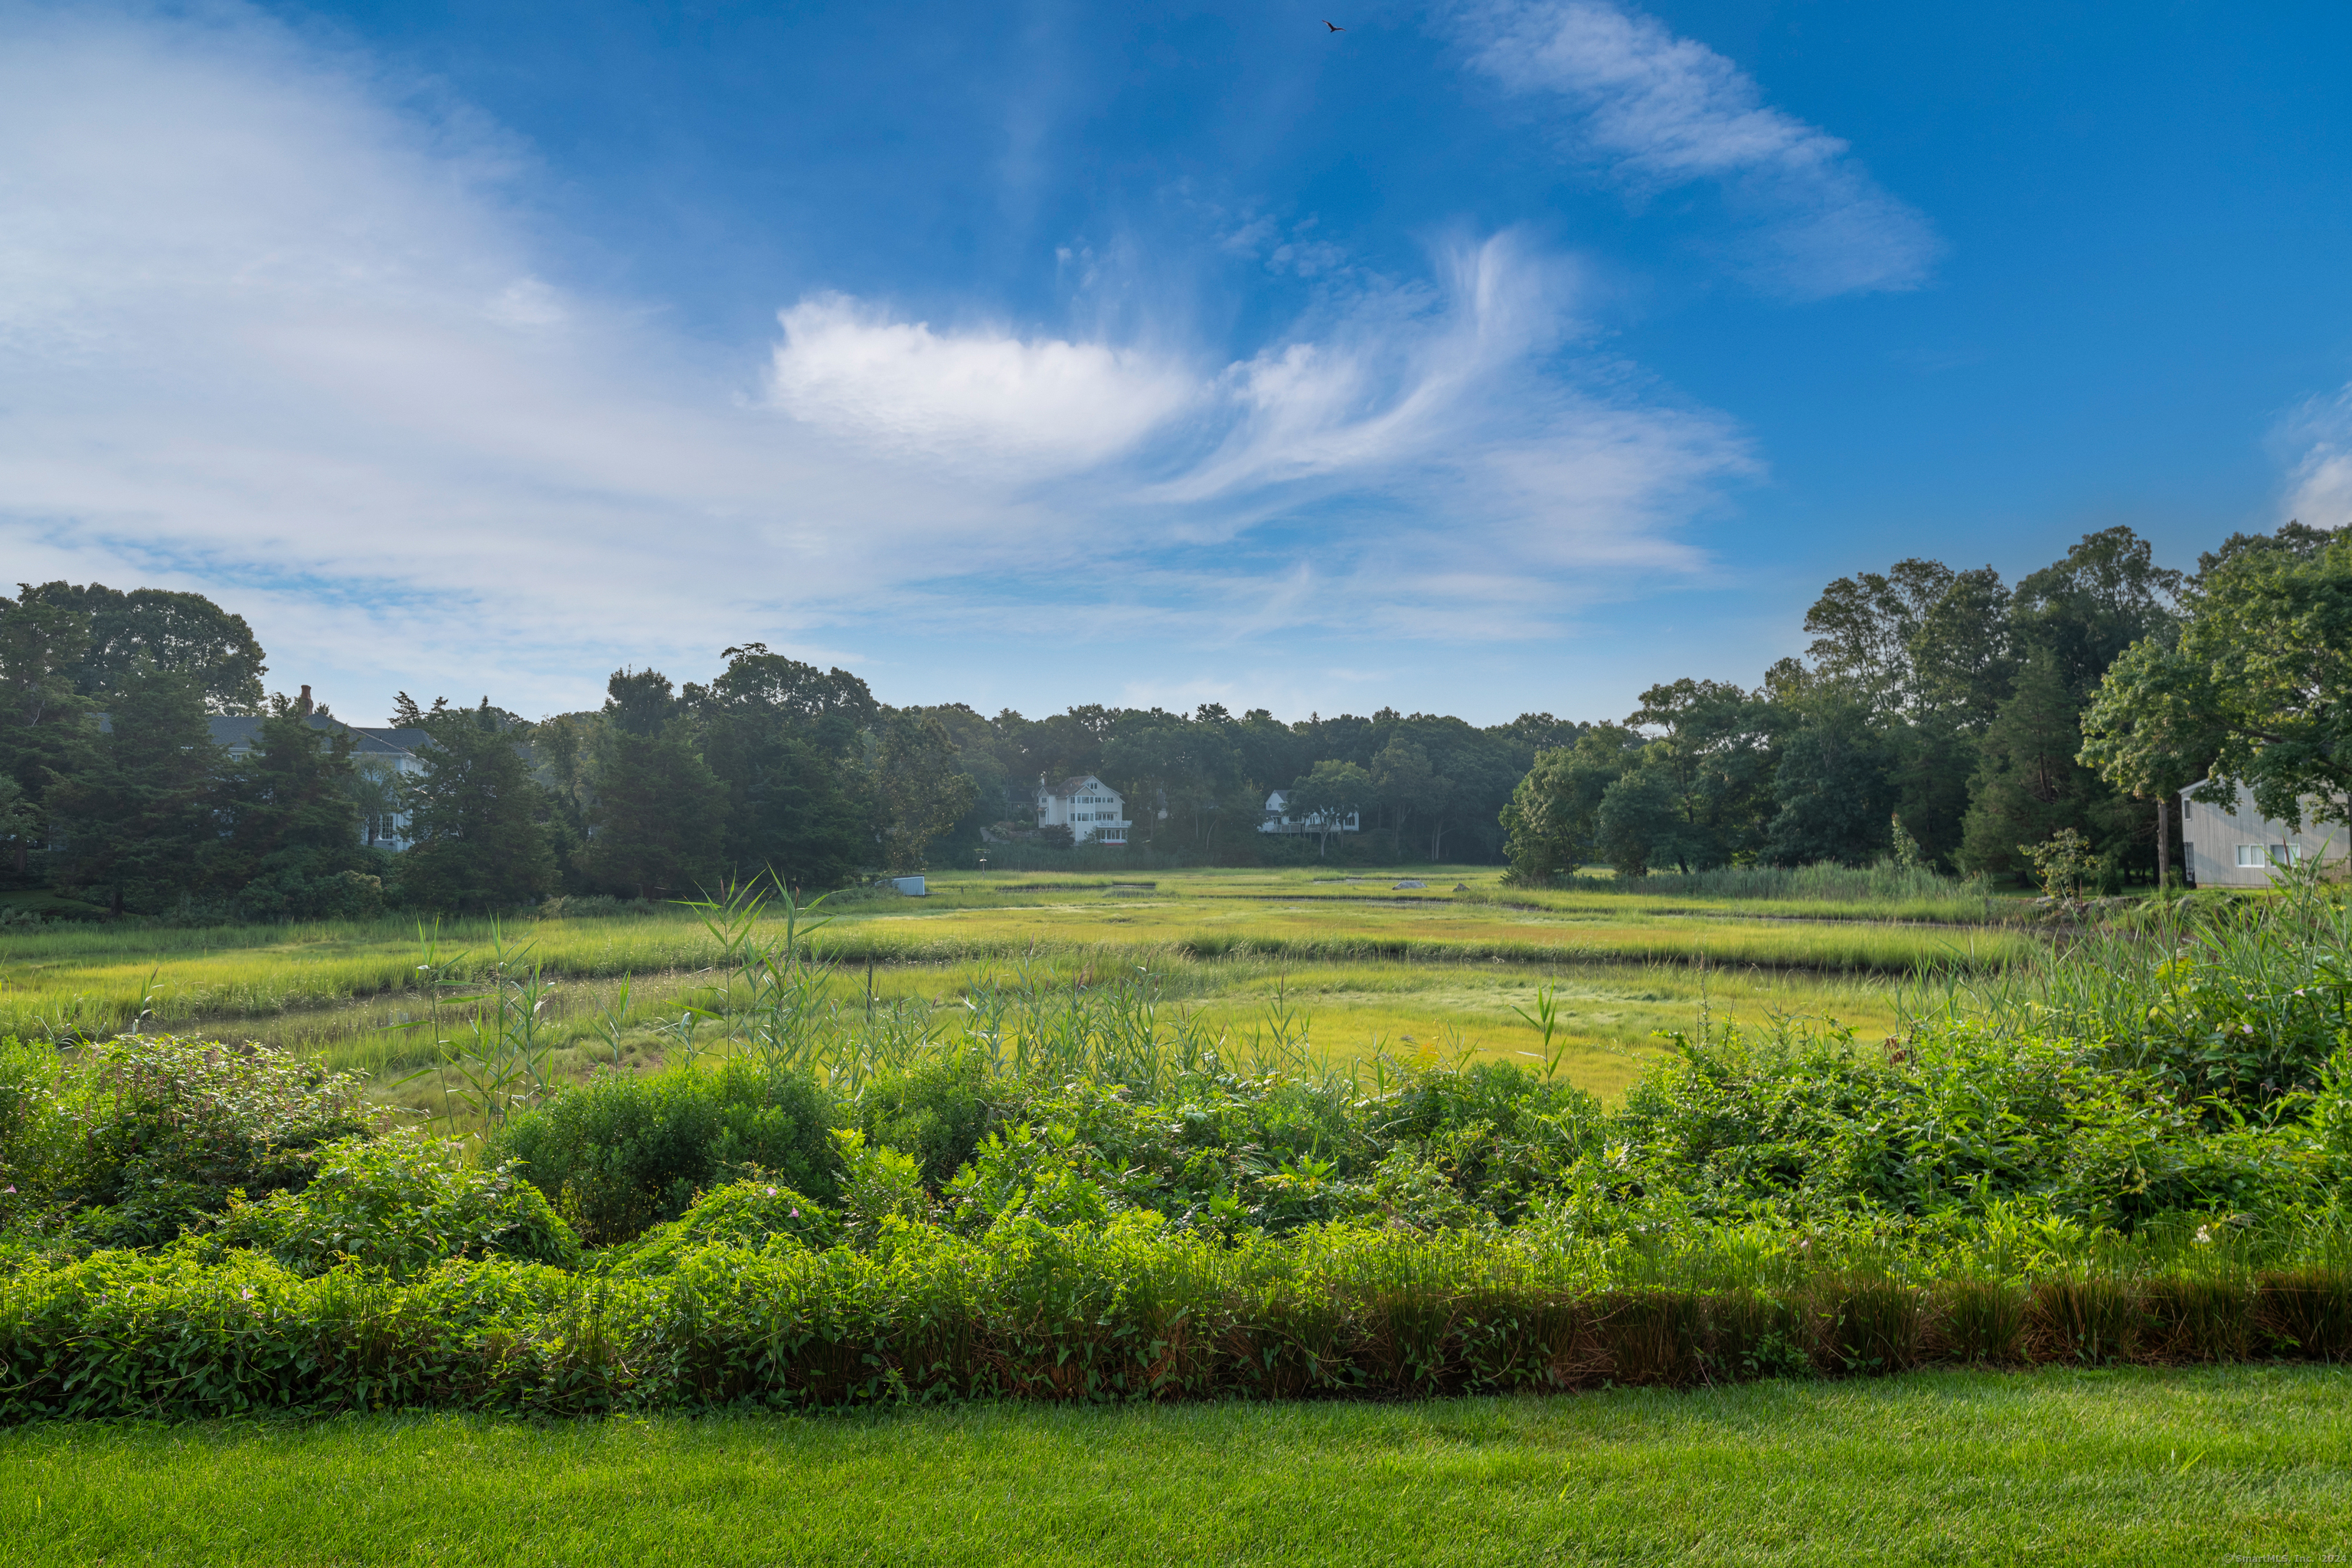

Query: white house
1258 789 1359 837
2180 779 2346 888
1037 775 1130 845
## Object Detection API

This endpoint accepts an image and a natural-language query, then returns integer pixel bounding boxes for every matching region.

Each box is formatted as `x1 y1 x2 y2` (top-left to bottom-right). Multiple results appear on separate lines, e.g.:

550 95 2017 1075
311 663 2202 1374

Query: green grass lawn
3 1366 2344 1565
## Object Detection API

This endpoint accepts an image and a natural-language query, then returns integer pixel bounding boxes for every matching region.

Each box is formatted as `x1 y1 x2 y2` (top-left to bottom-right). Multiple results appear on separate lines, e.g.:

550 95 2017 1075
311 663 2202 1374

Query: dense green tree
1370 738 1448 860
2010 526 2184 702
0 587 98 880
1596 767 1689 877
25 583 266 714
51 664 224 913
683 649 877 888
866 710 978 873
397 701 559 912
573 670 728 900
2082 524 2352 835
215 699 387 920
1500 725 1642 882
1958 648 2135 877
1102 722 1238 852
1909 567 2017 730
1287 760 1373 858
1607 678 1779 871
1802 558 1960 712
1762 701 1894 866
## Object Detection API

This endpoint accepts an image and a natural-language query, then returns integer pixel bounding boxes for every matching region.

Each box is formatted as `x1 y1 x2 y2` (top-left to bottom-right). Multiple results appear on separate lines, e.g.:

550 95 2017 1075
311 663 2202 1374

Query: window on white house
2236 844 2265 867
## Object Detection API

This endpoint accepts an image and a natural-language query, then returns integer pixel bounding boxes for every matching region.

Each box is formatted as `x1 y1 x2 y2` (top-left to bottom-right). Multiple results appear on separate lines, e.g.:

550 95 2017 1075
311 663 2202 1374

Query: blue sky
4 1 2350 725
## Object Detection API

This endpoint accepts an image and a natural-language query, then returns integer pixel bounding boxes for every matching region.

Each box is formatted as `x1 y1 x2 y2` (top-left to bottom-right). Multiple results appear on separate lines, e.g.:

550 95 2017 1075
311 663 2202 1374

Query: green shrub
613 1177 839 1277
0 1038 74 1232
855 1050 995 1189
64 1036 368 1247
485 1060 834 1246
207 1131 579 1278
832 1129 931 1243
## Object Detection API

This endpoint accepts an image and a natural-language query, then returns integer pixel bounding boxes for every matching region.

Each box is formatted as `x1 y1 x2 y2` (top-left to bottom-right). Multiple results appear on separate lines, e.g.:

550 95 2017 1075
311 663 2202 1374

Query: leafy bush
831 1129 931 1243
485 1060 834 1246
207 1131 579 1278
612 1177 839 1276
0 1038 74 1232
854 1049 995 1188
53 1036 368 1247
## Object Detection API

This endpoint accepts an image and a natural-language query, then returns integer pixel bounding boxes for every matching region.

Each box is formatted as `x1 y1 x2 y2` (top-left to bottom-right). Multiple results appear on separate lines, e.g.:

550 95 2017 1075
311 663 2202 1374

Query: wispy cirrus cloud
1451 0 1940 298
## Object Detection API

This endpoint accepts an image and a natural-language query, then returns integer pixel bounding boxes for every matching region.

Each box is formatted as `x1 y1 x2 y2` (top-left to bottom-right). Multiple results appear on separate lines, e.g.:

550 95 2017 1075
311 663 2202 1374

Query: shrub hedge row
3 1218 2347 1420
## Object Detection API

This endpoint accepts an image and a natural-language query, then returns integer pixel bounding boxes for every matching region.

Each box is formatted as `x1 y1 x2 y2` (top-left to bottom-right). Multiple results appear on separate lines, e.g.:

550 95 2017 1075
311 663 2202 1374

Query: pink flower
240 1288 253 1300
790 1208 800 1218
766 1186 777 1197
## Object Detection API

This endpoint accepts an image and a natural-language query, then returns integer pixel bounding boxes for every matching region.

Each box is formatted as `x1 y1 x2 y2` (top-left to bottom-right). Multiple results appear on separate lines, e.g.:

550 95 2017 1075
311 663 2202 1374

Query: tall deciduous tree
1288 760 1372 858
867 710 978 873
25 583 266 714
0 587 97 879
2082 524 2352 835
1500 725 1642 883
684 648 875 888
1763 697 1894 866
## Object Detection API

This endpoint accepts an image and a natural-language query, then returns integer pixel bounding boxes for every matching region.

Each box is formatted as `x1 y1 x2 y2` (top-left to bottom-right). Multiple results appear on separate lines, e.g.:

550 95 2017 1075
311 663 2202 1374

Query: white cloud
0 0 1756 720
2282 385 2352 531
768 293 1198 473
1452 0 1939 297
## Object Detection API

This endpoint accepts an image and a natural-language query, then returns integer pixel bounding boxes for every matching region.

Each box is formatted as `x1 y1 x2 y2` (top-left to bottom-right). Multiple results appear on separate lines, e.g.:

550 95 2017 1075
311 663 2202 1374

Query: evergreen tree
1959 648 2132 877
0 587 98 883
51 663 224 913
397 701 558 913
574 668 727 900
219 698 384 920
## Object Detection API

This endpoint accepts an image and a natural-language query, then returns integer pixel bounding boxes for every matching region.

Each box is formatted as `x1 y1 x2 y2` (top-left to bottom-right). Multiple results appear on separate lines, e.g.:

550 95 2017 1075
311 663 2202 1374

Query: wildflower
766 1186 777 1197
240 1288 253 1300
2195 1226 2213 1245
2 1186 13 1194
790 1208 800 1218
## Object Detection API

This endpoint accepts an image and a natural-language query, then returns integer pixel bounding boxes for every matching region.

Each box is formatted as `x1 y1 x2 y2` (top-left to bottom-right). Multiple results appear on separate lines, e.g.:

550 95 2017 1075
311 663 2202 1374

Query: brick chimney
298 684 313 717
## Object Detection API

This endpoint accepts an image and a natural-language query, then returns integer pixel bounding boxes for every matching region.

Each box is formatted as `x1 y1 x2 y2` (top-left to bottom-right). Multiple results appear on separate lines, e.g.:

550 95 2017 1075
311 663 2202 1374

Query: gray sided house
2180 780 2346 888
206 713 431 850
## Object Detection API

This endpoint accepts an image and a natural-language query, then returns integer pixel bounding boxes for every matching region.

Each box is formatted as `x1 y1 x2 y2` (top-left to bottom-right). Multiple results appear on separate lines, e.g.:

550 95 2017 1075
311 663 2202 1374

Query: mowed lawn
3 1367 2345 1565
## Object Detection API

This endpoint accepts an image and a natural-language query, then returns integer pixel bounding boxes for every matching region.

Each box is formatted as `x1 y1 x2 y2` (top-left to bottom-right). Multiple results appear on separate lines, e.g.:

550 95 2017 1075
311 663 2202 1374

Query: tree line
5 518 2339 917
1503 520 2349 887
0 596 1579 917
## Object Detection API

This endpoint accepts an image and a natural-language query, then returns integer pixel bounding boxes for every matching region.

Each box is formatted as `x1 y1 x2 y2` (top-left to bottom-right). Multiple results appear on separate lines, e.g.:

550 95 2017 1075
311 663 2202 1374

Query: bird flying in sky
1325 20 1344 31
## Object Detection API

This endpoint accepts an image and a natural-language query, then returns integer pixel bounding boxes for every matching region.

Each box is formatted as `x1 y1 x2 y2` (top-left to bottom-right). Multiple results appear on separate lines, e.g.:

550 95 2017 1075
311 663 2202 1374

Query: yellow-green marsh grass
0 864 1987 1112
178 950 1906 1113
